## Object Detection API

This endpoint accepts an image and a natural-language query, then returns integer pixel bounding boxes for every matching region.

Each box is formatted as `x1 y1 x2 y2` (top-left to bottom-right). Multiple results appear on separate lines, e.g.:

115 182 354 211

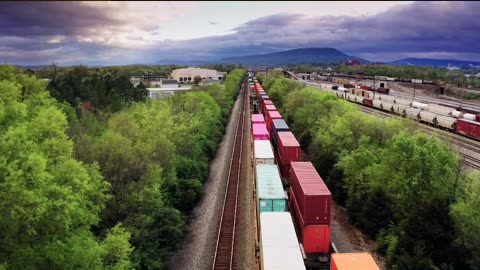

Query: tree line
0 63 245 269
258 73 480 270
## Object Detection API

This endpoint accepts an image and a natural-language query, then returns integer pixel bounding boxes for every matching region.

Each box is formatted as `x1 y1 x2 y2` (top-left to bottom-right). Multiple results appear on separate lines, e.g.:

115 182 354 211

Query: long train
320 86 480 141
248 76 380 270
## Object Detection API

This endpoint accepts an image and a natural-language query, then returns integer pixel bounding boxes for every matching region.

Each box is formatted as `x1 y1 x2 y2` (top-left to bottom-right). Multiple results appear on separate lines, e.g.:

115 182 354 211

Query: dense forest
0 64 245 269
258 73 480 270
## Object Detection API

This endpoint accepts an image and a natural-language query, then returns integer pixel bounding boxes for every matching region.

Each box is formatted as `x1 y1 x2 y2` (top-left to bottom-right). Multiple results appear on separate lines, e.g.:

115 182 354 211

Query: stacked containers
252 114 265 124
265 104 277 112
259 212 306 270
253 124 269 140
289 162 331 253
330 253 380 270
262 100 274 114
272 119 289 147
276 132 301 178
254 140 275 165
265 110 283 133
256 165 287 212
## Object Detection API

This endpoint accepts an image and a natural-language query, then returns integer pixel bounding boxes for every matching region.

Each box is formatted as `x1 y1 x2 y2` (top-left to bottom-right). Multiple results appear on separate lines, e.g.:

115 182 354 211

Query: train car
381 102 394 112
272 119 290 147
394 97 413 106
379 94 395 104
262 100 274 114
253 123 270 140
376 87 390 94
412 101 427 110
254 140 275 165
362 98 373 107
256 164 287 212
276 131 301 179
265 110 283 134
419 111 437 125
259 212 306 270
392 104 408 116
437 116 457 131
456 119 480 140
330 253 380 270
405 108 421 120
252 114 265 124
265 104 277 112
425 104 455 116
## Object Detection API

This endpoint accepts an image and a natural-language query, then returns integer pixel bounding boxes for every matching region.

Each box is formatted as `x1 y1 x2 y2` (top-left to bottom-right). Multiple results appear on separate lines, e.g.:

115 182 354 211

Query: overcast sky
1 1 479 66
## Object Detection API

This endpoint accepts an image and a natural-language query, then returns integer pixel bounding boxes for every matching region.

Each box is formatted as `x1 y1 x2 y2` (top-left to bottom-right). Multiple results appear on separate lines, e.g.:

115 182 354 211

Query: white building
171 68 224 83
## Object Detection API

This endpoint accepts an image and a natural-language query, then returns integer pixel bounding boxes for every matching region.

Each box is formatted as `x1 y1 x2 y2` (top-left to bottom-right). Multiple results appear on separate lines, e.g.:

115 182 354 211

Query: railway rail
358 105 480 169
212 78 247 270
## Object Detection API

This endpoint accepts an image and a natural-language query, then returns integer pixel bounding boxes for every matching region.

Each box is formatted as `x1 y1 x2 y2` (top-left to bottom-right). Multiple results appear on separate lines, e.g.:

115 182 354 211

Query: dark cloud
0 2 120 37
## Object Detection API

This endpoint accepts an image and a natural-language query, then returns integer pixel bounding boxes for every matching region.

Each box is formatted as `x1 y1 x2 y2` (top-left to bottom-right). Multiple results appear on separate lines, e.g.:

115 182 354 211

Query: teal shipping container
256 165 287 212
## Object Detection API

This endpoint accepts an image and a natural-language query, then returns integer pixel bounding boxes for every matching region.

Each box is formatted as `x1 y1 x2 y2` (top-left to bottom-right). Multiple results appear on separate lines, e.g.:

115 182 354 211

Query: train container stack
250 77 380 270
289 162 332 254
330 253 380 270
271 119 289 147
276 132 301 179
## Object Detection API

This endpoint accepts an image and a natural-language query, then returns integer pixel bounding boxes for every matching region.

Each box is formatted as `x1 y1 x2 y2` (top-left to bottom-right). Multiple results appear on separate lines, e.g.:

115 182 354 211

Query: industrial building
171 67 225 82
147 85 193 100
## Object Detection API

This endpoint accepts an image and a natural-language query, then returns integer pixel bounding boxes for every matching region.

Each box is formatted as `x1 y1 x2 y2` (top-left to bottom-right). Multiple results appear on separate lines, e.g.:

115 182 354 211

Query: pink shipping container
290 162 332 225
252 123 270 140
266 110 282 133
290 190 330 253
252 114 265 124
262 100 274 115
277 132 301 165
266 104 276 111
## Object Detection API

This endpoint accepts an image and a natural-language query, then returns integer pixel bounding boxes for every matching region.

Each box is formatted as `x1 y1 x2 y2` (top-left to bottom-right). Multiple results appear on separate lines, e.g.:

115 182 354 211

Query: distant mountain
154 59 213 65
220 48 368 66
389 58 480 67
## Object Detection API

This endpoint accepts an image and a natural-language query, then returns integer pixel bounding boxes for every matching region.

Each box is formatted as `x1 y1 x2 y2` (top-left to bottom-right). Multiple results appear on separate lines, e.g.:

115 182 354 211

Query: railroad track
358 105 480 170
212 79 247 270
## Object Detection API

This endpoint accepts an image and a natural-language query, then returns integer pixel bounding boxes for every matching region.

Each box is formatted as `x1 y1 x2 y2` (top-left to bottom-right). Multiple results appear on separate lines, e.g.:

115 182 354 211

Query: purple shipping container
252 123 270 140
290 162 332 225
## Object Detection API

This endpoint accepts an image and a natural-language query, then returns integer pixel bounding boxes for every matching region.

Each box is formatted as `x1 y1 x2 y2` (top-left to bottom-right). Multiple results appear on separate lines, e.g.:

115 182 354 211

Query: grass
462 92 480 99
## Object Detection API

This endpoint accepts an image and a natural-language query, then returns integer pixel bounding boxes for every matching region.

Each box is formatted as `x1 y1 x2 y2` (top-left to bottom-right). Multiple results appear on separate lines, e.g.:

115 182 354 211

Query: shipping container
266 104 277 111
277 132 301 165
266 110 283 133
290 162 331 225
262 100 274 114
272 119 290 147
259 212 306 270
254 140 275 165
456 119 480 140
252 114 265 124
253 123 270 140
331 253 380 270
276 155 291 179
290 190 330 253
256 165 287 212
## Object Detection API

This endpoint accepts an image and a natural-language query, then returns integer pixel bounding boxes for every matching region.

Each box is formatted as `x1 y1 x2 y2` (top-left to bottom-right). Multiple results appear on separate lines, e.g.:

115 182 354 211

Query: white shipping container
260 212 306 270
254 140 275 165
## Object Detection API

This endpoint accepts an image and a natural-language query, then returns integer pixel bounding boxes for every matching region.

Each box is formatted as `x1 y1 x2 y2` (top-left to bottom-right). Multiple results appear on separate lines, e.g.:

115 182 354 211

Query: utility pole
413 80 416 99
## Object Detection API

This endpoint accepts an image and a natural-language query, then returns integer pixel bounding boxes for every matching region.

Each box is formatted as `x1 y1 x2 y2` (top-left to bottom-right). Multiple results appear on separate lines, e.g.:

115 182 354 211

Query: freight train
325 87 480 141
317 73 447 86
248 77 380 270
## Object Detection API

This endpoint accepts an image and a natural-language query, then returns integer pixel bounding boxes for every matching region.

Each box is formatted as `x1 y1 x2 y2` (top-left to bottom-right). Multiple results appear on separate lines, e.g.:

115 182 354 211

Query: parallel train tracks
212 79 247 270
358 106 480 169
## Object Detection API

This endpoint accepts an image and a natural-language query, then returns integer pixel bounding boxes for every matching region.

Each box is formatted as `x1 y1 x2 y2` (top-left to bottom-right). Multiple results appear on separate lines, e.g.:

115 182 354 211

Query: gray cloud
2 1 480 65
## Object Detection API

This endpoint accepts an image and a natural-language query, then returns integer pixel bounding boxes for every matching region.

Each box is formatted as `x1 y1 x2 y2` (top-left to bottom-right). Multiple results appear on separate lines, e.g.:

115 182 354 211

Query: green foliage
462 92 480 99
72 69 244 269
0 64 132 269
260 73 478 269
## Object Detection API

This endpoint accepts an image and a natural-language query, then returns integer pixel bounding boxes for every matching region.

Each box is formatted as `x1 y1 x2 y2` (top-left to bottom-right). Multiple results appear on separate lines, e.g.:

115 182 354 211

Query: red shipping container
266 110 282 133
266 104 276 111
277 132 301 165
290 190 330 253
456 119 480 140
290 162 332 225
262 100 274 114
276 155 291 179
